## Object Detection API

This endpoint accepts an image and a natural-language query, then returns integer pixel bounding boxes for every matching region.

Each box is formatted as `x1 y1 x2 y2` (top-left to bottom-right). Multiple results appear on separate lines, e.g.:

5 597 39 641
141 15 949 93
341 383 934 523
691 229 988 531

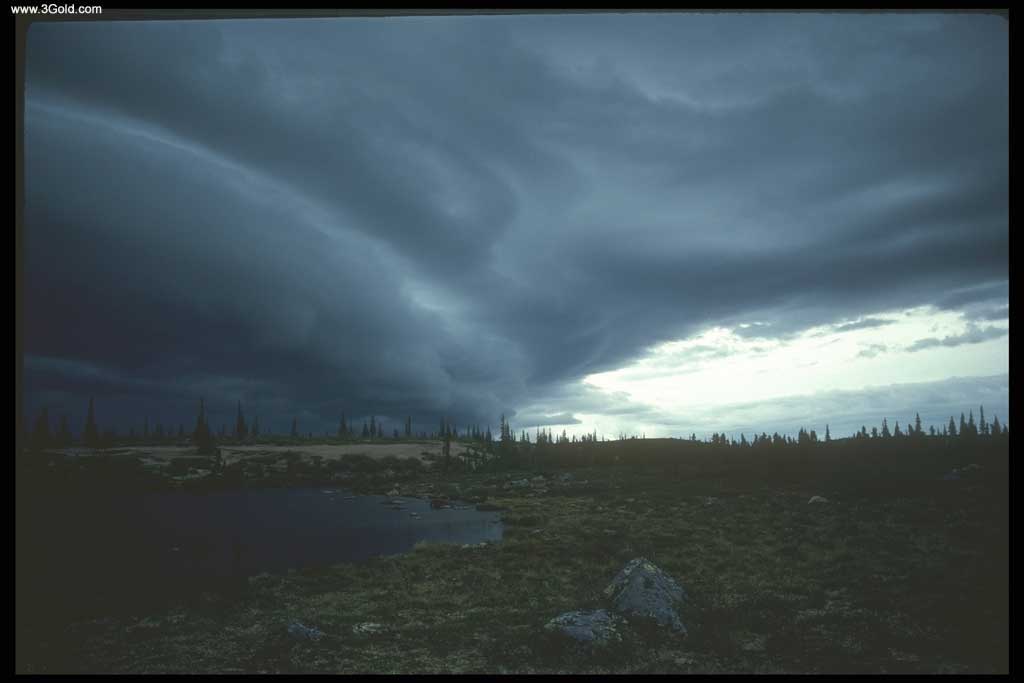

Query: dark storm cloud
22 14 1008 432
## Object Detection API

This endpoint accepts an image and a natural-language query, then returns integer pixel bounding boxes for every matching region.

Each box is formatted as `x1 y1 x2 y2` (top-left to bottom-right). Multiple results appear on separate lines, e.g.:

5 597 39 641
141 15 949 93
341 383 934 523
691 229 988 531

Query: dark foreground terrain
16 437 1009 674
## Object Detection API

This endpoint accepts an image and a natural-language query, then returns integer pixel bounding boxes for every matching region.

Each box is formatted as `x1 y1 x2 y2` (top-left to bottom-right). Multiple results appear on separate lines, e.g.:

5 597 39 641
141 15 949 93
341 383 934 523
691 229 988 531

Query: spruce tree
83 397 100 448
235 401 248 439
56 414 72 447
193 398 217 454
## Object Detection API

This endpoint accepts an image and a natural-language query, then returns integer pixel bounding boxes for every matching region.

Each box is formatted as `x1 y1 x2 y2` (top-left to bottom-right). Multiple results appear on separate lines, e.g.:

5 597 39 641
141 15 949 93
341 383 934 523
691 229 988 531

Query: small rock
544 609 625 650
351 622 386 636
387 489 400 497
808 496 829 504
287 622 325 641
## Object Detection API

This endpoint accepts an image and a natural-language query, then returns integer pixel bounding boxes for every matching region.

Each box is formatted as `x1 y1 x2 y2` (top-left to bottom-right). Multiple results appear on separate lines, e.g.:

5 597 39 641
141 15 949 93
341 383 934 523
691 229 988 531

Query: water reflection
18 487 503 618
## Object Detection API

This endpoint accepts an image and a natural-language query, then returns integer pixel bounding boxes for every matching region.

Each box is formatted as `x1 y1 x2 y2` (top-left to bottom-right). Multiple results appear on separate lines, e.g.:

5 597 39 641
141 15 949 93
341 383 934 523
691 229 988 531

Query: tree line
22 397 1009 455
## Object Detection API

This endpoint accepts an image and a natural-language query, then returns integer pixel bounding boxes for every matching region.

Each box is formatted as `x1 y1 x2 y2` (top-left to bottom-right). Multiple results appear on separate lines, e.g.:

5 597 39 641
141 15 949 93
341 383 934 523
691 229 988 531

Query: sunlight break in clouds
574 306 1008 438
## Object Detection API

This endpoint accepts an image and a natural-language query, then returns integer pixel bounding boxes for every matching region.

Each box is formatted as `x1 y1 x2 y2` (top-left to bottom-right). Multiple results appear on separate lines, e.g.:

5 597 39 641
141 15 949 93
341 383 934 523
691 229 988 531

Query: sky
21 12 1008 440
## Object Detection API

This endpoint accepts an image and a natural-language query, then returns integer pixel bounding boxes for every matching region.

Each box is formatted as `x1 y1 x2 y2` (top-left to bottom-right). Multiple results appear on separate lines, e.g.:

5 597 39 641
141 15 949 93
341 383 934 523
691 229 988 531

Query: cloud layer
22 14 1008 434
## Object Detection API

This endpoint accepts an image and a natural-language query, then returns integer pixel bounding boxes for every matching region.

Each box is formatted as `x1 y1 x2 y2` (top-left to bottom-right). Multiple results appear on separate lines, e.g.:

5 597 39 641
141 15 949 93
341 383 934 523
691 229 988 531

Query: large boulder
603 557 688 635
544 609 625 650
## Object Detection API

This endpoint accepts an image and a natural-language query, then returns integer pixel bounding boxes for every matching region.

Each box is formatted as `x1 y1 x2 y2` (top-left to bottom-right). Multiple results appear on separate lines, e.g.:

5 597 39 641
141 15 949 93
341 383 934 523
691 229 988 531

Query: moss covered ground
16 441 1008 674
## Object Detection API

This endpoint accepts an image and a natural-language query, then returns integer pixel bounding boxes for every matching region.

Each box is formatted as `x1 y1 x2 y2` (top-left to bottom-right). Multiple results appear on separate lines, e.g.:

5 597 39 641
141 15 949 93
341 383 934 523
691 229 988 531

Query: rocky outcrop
603 557 689 634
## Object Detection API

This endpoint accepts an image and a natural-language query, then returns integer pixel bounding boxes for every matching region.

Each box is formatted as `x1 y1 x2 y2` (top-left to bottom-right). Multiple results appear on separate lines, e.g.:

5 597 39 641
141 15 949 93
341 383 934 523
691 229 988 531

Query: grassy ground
16 445 1009 674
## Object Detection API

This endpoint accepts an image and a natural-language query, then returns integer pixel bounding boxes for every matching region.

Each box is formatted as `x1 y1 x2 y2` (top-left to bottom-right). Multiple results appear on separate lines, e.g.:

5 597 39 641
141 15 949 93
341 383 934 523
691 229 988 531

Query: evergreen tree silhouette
290 417 299 438
824 424 831 442
338 413 347 438
193 398 217 454
83 397 100 448
914 413 922 437
881 418 891 438
948 416 958 437
56 414 72 447
362 421 369 438
235 401 248 439
979 405 988 435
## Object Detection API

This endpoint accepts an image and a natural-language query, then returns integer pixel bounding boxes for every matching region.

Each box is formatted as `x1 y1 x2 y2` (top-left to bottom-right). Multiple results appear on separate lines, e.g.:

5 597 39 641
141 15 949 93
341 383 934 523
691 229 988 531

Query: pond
16 487 503 620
